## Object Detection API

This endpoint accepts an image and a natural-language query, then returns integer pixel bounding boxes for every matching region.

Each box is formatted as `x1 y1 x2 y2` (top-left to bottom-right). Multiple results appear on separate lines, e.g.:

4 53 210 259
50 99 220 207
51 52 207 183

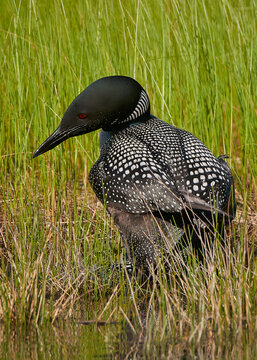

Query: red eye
78 113 87 119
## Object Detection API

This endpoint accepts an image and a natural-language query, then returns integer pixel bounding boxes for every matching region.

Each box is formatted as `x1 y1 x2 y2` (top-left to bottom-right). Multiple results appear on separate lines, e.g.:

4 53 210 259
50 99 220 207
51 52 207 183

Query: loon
32 76 236 272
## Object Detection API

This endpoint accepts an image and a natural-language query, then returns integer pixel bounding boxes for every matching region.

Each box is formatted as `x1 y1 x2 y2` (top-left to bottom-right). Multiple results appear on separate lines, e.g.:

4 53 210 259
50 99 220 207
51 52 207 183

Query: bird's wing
89 133 185 214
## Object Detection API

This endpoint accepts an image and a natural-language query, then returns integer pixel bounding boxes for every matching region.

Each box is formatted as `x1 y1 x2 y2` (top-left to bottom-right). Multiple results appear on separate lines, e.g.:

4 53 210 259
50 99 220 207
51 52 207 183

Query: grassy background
0 0 257 357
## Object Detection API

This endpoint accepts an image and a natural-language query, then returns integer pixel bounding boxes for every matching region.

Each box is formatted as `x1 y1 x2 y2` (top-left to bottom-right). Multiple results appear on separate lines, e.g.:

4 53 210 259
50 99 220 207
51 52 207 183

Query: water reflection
0 310 256 359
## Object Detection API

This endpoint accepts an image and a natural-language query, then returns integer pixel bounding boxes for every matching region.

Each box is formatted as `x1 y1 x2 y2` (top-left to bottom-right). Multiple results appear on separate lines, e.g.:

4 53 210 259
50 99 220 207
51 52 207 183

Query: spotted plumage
32 76 236 272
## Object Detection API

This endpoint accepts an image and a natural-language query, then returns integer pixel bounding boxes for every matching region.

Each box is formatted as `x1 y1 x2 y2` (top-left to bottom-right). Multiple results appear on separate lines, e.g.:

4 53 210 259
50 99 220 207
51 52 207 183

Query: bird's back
89 116 235 219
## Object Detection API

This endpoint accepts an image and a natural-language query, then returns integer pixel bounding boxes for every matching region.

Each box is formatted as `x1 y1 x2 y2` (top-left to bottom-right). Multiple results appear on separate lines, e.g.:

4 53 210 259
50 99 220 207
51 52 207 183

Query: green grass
0 0 257 358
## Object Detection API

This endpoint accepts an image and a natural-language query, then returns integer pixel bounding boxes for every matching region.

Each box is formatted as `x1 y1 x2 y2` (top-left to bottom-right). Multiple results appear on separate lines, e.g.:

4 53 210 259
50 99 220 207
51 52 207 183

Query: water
1 308 257 360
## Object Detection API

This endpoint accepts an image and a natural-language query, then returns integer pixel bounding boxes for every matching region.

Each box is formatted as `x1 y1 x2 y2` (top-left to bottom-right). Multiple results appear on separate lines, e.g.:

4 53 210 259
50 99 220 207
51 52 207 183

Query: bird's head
32 76 150 158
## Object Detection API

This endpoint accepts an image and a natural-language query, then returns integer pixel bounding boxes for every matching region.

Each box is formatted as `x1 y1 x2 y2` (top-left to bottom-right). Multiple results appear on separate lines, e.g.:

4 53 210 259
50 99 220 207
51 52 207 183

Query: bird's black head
32 76 150 158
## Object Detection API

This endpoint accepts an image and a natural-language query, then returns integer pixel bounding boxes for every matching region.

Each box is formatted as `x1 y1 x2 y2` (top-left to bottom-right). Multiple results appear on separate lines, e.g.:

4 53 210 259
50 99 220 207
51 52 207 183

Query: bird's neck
99 120 145 149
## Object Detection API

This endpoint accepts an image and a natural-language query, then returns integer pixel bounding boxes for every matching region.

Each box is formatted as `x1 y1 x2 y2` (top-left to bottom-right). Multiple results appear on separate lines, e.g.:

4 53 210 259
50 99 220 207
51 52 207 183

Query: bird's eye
78 113 87 119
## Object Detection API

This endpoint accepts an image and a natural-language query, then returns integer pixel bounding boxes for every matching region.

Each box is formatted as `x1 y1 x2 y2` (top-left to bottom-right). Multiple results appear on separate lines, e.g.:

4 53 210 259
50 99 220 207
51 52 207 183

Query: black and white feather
123 90 149 123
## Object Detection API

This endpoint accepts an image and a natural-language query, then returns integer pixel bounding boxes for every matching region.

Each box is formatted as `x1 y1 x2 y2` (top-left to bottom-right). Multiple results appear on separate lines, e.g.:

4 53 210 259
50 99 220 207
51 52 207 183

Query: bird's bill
32 126 73 159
